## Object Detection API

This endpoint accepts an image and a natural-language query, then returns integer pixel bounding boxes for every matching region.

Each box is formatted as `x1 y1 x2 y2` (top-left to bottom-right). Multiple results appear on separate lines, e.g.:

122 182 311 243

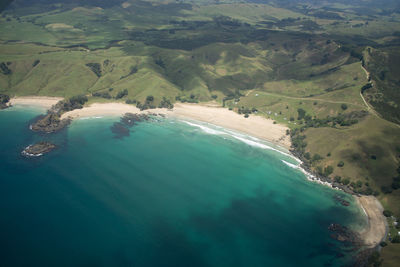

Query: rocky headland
30 95 88 133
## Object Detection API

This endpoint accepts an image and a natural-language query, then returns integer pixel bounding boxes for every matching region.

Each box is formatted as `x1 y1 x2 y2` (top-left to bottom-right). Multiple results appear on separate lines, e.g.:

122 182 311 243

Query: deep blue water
0 106 367 266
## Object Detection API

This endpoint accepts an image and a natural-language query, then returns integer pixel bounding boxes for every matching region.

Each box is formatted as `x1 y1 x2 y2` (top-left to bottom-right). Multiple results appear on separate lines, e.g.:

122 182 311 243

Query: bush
244 114 249 118
337 161 344 167
341 104 348 110
69 95 88 106
304 152 311 160
115 89 128 99
158 97 173 109
85 63 101 77
297 108 306 120
380 241 387 247
392 180 400 190
211 95 217 99
383 210 393 217
381 186 393 194
334 176 341 183
146 95 154 103
93 92 111 99
125 99 137 104
312 154 323 161
392 235 400 243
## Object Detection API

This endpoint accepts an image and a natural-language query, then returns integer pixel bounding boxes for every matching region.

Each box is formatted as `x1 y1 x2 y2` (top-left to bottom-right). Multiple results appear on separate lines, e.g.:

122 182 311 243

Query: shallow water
0 107 367 266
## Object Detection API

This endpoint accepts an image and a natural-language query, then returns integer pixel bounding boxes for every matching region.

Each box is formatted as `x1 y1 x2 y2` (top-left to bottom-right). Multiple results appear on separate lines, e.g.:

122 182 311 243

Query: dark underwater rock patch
110 113 153 139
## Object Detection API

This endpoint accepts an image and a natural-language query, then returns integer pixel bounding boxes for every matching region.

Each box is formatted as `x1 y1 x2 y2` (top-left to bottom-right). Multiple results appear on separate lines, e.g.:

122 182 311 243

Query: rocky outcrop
30 113 70 133
22 142 56 157
30 95 88 133
0 94 10 109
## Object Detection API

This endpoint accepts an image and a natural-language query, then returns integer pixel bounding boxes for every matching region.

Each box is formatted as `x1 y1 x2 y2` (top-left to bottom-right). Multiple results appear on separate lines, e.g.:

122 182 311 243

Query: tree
334 176 341 183
392 235 400 243
146 95 154 103
342 178 350 185
297 108 306 120
115 89 128 99
383 210 393 217
312 154 323 161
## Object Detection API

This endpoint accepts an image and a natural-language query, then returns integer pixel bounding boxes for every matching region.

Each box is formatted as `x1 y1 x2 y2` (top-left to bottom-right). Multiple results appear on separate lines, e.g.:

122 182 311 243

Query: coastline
7 97 387 249
60 102 291 149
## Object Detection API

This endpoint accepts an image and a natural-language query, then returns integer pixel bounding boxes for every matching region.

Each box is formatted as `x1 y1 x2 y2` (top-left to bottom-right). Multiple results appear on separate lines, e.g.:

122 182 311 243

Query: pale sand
356 196 387 248
10 96 63 109
61 102 291 149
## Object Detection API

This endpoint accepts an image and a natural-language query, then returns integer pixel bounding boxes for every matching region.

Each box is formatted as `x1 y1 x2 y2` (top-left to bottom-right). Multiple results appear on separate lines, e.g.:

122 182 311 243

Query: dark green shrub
383 210 393 217
392 235 400 243
115 89 128 99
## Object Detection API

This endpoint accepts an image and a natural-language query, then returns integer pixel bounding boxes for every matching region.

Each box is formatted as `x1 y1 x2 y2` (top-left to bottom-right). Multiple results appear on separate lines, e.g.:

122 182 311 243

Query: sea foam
183 120 298 162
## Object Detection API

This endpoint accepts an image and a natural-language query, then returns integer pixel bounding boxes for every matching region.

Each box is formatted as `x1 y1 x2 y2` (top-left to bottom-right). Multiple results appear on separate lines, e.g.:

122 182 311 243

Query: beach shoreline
7 97 387 249
60 102 292 149
10 96 63 109
356 195 388 248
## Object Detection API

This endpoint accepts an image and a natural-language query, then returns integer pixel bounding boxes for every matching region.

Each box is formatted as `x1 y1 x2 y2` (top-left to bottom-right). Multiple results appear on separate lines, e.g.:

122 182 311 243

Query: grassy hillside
0 0 400 265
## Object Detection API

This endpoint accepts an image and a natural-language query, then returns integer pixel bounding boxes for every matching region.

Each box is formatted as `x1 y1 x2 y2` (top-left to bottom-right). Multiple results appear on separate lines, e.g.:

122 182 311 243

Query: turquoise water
0 107 367 266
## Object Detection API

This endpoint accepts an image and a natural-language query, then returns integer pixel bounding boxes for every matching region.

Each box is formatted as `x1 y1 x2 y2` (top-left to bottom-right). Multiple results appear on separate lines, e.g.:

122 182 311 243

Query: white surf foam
183 121 226 135
182 120 299 162
281 160 336 189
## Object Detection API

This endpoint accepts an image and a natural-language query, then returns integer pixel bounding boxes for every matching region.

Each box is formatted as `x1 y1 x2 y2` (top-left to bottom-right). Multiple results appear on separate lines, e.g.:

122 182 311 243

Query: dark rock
334 194 350 206
22 142 56 157
0 94 10 109
328 223 363 246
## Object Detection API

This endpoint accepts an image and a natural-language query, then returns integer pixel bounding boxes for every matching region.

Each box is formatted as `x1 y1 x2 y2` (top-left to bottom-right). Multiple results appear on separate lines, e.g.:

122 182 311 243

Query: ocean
0 106 367 266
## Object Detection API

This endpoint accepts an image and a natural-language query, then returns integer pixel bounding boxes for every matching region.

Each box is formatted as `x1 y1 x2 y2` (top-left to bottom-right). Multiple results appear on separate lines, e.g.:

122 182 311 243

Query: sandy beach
10 96 63 109
61 102 291 149
356 196 387 248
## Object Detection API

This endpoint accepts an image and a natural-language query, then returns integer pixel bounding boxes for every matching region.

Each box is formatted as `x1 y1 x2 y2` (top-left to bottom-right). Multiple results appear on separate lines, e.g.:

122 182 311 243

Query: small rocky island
0 94 10 109
22 142 56 157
